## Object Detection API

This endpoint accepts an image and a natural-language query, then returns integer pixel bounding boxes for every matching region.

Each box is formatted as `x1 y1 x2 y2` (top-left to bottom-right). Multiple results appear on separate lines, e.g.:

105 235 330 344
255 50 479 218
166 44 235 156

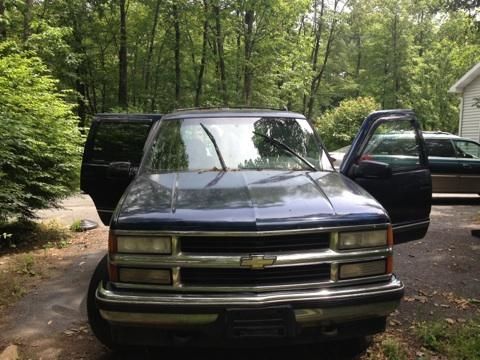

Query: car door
81 114 161 225
340 110 432 242
452 139 480 193
424 138 461 193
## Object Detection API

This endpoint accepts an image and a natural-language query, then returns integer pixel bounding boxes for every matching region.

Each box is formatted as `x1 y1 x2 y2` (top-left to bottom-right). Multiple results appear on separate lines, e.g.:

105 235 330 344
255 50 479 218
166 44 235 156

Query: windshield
142 117 332 173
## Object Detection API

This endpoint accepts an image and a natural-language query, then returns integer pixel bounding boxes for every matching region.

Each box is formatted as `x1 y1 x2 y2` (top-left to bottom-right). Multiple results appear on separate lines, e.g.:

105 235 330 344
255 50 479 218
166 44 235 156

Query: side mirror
106 161 135 180
354 160 392 179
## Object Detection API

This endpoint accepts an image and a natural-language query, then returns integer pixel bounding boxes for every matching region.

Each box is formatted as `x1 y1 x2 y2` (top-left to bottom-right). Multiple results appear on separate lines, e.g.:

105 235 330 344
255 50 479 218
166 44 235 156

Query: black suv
81 109 431 348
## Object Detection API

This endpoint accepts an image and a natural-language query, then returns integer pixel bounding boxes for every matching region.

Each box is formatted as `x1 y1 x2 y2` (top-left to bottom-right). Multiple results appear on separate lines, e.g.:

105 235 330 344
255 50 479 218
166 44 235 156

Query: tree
173 2 181 106
194 0 209 107
315 96 379 150
0 0 478 131
0 0 6 39
304 0 347 119
118 0 128 109
0 43 81 222
213 2 227 105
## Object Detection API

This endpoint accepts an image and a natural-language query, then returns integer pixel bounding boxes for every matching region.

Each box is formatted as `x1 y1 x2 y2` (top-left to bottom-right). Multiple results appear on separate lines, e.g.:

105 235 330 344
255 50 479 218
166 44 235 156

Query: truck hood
113 171 388 231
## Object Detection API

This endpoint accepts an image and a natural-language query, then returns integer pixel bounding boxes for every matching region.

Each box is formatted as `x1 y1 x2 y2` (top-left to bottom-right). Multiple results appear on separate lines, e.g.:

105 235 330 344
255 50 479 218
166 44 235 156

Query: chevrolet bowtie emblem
240 255 277 270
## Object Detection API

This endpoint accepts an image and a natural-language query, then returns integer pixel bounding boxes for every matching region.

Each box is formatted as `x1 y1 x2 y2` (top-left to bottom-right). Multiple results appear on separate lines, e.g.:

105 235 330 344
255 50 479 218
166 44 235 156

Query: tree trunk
66 1 88 126
306 24 336 119
132 43 139 107
195 0 209 107
144 0 161 109
382 59 388 108
150 29 169 111
118 0 128 109
99 46 107 113
213 4 227 105
392 13 399 107
354 31 362 97
76 76 87 128
243 9 254 105
0 0 6 39
303 0 325 114
173 3 181 106
23 0 33 42
235 9 242 97
305 0 340 119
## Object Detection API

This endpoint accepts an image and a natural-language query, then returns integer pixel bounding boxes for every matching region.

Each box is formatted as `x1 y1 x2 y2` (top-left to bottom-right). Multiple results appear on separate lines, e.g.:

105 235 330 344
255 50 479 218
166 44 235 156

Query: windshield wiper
200 123 227 171
253 131 317 171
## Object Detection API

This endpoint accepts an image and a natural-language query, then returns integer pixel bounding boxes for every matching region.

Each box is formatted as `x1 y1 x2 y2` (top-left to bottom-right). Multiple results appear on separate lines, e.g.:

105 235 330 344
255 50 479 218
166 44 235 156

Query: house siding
461 76 480 141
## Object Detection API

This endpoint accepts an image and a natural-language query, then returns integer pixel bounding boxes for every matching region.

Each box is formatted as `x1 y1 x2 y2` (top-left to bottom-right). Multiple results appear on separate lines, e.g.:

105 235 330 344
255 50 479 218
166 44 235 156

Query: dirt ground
0 195 479 359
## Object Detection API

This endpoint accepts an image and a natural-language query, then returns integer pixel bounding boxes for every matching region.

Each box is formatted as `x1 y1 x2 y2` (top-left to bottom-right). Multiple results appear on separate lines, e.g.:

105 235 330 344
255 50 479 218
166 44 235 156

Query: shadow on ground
97 341 368 360
432 195 480 206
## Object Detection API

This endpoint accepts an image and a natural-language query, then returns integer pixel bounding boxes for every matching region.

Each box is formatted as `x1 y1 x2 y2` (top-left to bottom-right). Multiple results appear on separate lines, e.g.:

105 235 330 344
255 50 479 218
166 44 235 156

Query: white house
448 62 480 141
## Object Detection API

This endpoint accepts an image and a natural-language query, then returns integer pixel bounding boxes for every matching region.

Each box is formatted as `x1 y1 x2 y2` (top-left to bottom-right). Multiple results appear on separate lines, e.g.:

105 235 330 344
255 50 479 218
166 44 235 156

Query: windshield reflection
143 117 332 173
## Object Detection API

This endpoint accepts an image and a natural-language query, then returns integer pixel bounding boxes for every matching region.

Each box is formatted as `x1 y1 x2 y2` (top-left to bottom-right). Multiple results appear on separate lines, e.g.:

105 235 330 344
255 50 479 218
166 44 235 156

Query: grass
0 220 73 313
17 254 36 276
0 253 43 309
69 219 83 232
416 318 480 359
379 337 408 360
0 219 70 252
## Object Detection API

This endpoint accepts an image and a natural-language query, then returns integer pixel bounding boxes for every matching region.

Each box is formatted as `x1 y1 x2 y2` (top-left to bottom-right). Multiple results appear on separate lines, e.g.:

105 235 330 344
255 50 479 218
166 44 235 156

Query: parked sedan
332 132 480 194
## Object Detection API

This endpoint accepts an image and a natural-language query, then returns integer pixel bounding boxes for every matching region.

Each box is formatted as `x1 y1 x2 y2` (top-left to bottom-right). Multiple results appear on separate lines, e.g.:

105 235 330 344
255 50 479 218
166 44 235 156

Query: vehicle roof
161 108 306 120
94 113 163 121
372 131 470 141
422 132 463 140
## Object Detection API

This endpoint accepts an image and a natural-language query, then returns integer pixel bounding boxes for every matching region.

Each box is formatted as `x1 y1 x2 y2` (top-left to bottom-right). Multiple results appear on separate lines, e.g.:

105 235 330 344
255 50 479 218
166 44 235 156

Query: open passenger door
80 114 162 225
340 110 432 242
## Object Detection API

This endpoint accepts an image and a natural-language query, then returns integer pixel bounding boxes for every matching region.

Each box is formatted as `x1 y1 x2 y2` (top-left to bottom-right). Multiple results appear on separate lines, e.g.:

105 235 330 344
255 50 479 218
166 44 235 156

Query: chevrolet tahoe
81 109 432 348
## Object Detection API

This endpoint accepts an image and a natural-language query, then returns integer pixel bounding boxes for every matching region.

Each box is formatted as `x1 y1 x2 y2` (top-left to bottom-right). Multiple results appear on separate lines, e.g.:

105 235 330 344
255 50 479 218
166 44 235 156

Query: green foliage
0 219 70 251
0 43 82 222
69 219 82 232
416 319 480 359
18 254 36 276
315 97 380 150
0 0 478 126
380 337 408 360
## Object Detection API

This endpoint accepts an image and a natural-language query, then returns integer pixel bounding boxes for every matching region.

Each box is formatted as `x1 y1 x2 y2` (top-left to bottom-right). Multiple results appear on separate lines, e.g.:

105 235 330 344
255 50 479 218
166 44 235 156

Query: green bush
0 42 82 222
314 97 380 151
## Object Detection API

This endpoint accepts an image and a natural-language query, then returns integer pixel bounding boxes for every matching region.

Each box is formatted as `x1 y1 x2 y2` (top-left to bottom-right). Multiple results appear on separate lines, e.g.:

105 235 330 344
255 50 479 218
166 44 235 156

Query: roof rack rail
422 131 454 135
174 105 290 112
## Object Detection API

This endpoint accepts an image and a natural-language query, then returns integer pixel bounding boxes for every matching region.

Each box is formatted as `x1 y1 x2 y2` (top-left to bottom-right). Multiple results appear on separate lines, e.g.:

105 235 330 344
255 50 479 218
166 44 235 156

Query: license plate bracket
225 306 295 339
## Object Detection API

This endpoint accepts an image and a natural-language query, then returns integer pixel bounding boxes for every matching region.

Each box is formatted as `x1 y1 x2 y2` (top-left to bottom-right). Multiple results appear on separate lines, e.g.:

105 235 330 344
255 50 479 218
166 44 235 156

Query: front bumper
97 275 403 328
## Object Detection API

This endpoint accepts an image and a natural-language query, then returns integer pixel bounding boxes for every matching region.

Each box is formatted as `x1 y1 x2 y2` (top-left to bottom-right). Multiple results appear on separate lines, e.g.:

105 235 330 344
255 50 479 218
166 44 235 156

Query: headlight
119 268 171 284
339 260 386 279
117 236 172 254
338 230 387 250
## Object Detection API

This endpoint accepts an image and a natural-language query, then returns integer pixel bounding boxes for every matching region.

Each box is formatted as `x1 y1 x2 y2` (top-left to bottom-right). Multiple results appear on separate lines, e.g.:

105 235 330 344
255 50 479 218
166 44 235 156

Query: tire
87 254 117 349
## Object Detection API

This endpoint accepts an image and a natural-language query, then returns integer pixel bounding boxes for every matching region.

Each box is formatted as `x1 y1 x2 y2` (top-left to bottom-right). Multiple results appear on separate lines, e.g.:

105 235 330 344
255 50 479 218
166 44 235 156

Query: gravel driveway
0 194 479 359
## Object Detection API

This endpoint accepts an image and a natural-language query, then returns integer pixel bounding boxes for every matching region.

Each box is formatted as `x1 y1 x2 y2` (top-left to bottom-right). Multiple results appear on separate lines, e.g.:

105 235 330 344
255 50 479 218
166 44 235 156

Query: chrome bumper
97 276 403 327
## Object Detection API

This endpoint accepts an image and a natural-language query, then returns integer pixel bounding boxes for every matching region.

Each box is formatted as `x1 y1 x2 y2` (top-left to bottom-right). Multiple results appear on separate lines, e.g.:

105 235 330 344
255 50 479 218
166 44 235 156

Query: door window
425 139 456 158
361 121 421 171
90 122 151 164
454 141 480 159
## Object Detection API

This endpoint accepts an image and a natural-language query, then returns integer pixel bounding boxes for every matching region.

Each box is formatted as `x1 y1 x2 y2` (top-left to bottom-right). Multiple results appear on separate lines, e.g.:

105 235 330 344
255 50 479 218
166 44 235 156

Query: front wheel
87 254 117 349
